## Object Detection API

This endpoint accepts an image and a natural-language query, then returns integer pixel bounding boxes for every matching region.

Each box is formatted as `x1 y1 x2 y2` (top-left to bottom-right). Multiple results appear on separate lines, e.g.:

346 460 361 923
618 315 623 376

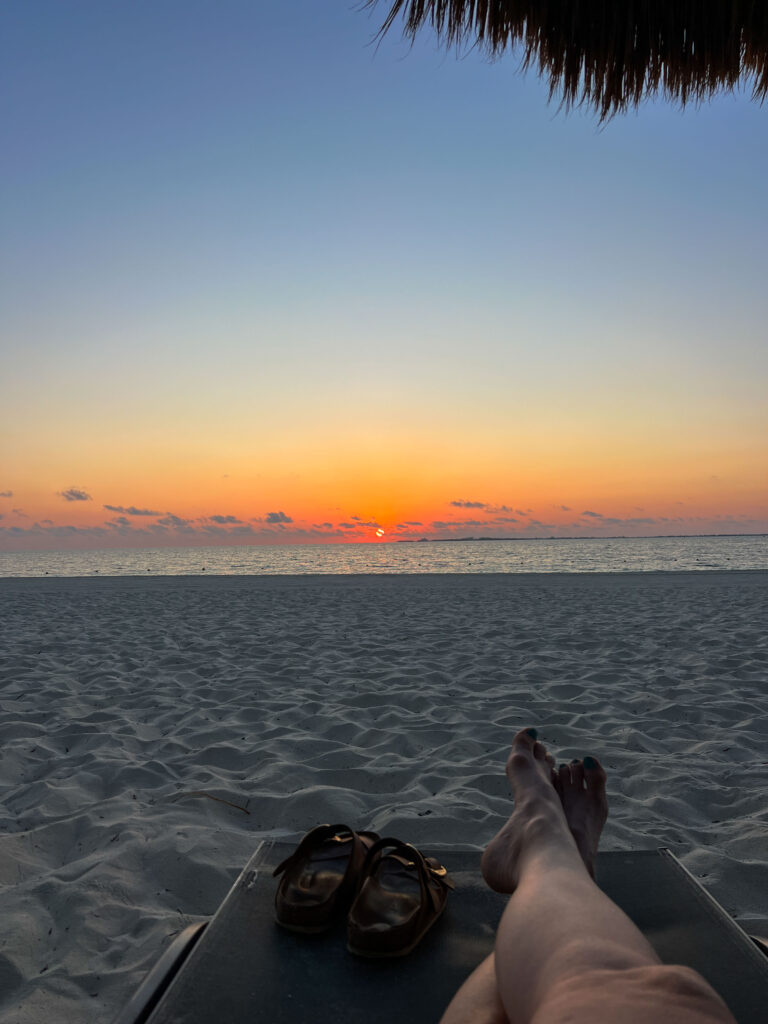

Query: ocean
1 534 766 577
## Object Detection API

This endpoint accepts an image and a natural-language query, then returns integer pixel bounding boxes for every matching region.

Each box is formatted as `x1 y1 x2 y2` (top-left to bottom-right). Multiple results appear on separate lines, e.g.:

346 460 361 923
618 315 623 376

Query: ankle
515 819 583 876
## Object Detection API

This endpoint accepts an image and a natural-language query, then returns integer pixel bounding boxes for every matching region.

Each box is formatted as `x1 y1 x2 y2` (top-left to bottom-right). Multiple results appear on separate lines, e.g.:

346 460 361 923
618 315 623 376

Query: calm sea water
1 536 766 577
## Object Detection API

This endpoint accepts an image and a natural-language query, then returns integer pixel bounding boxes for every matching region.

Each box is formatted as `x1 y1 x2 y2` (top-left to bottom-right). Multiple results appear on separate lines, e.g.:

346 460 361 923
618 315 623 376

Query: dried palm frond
366 1 768 119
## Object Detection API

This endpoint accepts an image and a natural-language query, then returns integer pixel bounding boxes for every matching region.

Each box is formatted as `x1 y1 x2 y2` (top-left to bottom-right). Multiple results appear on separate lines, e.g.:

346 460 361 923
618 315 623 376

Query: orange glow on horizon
3 397 766 550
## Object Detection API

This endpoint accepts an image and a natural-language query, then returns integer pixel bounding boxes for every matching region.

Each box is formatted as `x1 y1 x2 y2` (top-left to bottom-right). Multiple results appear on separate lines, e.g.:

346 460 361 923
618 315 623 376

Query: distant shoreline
396 533 768 543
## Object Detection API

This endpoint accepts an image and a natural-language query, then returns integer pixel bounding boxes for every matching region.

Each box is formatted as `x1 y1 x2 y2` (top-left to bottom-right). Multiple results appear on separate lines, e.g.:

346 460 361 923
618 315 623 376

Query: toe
533 740 547 761
570 758 585 790
558 762 572 789
513 727 538 751
583 755 607 794
507 729 537 778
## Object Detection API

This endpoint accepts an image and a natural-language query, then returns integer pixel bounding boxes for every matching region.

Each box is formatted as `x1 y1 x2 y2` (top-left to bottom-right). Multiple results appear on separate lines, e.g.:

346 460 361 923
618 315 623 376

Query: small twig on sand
171 791 251 814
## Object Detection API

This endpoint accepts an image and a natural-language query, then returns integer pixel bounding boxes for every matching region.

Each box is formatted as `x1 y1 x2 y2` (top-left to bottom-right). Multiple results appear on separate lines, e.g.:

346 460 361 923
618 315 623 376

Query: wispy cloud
59 487 92 502
157 514 192 528
0 491 12 498
432 519 487 529
104 504 160 516
577 510 660 528
448 499 516 518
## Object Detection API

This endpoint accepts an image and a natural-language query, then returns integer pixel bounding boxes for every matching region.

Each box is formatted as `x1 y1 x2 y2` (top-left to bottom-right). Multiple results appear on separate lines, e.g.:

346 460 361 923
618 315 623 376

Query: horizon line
1 531 767 557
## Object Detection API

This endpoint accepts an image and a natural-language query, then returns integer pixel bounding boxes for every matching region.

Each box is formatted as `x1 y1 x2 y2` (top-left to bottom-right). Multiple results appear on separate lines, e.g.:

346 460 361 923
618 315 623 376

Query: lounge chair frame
115 843 768 1023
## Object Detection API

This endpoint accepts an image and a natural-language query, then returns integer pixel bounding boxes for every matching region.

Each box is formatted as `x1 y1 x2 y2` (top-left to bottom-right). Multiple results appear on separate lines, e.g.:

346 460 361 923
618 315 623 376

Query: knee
537 965 734 1024
645 964 733 1017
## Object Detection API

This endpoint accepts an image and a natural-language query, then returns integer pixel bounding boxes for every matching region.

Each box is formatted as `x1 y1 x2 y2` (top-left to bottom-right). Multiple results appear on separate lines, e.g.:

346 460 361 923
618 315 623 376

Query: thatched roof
367 1 768 119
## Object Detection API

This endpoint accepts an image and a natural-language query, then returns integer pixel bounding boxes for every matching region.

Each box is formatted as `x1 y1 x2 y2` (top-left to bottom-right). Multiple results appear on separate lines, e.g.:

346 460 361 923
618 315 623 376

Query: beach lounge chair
114 843 768 1024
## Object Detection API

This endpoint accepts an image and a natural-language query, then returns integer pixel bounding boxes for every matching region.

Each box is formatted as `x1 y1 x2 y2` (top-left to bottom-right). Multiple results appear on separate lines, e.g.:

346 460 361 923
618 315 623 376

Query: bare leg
439 953 507 1024
441 742 607 1024
478 729 735 1024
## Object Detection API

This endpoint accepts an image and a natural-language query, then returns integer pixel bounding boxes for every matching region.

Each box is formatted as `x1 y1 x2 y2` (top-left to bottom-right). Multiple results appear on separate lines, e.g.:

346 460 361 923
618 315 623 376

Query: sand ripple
1 572 766 1022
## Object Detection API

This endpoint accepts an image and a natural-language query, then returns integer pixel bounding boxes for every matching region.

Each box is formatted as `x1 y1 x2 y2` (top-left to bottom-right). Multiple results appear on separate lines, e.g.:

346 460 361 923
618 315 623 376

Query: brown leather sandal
273 823 380 933
347 837 454 957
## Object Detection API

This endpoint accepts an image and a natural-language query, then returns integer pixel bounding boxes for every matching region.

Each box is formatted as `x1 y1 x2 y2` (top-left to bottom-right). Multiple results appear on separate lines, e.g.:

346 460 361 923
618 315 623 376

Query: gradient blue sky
2 1 767 549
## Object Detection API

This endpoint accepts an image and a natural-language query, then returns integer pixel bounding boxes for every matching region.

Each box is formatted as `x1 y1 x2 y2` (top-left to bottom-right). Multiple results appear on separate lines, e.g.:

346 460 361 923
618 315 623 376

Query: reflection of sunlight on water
1 536 767 577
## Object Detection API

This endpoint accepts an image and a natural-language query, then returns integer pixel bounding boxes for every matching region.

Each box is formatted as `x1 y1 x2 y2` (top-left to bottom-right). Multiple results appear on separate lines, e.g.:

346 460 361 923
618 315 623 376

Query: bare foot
481 729 608 894
481 728 581 893
555 756 608 879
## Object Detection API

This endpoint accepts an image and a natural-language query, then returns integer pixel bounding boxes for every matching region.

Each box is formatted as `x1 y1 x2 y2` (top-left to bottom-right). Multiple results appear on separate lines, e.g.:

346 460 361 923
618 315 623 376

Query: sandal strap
360 837 454 912
272 823 356 878
272 824 380 881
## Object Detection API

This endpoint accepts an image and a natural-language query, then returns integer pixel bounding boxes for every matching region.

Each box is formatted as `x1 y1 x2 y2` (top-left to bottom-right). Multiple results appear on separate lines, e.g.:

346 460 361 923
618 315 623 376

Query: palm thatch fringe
366 1 768 119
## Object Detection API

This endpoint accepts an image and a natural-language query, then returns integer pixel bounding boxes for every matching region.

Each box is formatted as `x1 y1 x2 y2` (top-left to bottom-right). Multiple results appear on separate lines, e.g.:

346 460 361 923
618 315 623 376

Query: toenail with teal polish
584 756 598 769
525 728 538 740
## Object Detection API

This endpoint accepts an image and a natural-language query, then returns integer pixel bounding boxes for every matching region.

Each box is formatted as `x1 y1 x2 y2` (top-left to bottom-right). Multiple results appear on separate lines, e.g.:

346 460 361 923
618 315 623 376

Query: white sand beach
1 572 767 1023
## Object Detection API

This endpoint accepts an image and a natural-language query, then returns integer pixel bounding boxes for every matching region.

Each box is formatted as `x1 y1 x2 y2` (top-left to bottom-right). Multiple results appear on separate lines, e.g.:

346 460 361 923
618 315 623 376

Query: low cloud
198 521 255 537
5 506 768 553
157 514 192 528
24 523 108 538
576 510 664 529
448 501 518 517
59 487 92 502
450 499 488 509
432 519 487 530
0 491 12 498
104 504 160 516
265 511 293 525
560 505 571 512
106 516 136 533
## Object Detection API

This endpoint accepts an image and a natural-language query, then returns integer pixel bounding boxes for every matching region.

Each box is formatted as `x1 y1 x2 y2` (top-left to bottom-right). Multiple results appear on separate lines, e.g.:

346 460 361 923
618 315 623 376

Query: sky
1 1 767 551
